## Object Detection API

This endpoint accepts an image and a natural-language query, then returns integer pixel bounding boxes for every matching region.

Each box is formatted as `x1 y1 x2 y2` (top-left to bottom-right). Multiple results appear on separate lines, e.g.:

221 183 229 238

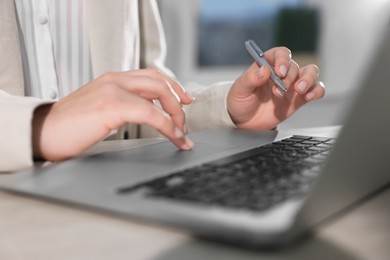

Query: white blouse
15 0 140 100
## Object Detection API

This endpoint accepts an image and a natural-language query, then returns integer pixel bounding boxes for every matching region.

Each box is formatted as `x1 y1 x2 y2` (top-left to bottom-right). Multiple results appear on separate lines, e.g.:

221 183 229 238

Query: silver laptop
1 24 390 248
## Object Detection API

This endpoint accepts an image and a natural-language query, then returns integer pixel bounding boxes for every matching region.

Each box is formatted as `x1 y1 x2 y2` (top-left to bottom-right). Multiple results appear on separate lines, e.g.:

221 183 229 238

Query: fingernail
297 81 308 93
174 127 184 138
183 136 194 150
279 65 287 77
275 87 284 97
257 66 264 78
185 91 195 101
306 91 315 101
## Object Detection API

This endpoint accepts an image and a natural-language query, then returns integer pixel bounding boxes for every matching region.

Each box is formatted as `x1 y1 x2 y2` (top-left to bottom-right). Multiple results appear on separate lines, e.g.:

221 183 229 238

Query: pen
245 39 288 93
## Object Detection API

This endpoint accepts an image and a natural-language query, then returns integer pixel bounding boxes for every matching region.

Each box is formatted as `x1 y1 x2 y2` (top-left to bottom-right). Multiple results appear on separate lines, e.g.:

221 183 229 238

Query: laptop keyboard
119 135 335 212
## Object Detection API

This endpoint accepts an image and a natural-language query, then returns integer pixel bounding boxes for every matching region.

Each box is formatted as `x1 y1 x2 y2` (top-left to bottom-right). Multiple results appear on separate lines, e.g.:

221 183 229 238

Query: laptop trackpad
93 141 235 164
1 129 276 192
78 131 276 187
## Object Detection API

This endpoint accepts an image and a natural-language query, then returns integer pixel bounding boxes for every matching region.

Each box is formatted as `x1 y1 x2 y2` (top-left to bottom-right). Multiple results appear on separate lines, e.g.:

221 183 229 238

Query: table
0 127 389 260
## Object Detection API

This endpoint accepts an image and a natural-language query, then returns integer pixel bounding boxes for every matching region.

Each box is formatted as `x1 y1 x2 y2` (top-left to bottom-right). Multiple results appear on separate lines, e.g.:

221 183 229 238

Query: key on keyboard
118 135 335 212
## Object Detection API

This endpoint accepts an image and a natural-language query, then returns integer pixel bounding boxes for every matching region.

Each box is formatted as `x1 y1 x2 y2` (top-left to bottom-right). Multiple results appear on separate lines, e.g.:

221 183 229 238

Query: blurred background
158 0 390 130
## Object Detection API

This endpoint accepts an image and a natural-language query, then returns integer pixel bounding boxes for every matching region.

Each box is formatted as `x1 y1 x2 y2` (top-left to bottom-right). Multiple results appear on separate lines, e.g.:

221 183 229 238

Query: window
160 0 320 84
198 0 320 67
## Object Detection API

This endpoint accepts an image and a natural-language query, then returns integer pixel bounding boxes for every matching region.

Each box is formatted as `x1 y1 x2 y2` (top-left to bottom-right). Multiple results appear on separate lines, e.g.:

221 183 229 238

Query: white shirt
15 0 140 100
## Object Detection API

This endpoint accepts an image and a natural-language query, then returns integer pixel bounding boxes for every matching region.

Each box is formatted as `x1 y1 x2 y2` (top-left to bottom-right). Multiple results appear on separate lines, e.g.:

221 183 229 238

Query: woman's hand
227 46 325 130
32 69 194 161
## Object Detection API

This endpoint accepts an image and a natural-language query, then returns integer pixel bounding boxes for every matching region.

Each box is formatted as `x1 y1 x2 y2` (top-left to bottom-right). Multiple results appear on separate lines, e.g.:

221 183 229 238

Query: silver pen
245 39 288 93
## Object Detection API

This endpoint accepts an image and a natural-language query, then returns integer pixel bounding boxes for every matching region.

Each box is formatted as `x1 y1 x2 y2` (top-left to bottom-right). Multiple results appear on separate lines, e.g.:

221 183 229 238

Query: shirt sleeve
0 90 52 172
184 81 236 131
139 80 236 138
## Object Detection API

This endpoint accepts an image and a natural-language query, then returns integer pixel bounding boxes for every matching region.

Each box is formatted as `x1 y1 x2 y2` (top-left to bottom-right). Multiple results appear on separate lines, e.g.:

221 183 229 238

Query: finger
126 69 194 105
100 73 186 131
271 60 299 98
294 64 320 94
304 81 326 102
118 92 194 150
264 46 292 78
232 62 271 97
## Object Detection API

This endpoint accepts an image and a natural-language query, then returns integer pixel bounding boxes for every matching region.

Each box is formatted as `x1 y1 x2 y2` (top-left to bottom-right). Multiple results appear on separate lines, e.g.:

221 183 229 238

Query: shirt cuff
0 91 53 172
184 81 236 132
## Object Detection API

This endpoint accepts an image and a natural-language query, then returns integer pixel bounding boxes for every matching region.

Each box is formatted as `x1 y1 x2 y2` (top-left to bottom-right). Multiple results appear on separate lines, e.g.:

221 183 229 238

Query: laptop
1 24 390 248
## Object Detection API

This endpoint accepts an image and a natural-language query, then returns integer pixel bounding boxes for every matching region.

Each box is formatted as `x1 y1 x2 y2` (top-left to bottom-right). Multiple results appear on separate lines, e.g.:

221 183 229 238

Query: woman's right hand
32 69 194 162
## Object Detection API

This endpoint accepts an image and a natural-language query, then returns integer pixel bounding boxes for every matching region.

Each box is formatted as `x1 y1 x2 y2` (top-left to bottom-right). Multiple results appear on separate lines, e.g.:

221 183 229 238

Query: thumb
231 62 271 97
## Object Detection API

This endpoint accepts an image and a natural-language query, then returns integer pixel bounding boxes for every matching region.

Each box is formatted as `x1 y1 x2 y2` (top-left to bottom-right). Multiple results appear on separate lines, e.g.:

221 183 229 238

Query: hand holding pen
245 39 288 94
226 40 325 130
